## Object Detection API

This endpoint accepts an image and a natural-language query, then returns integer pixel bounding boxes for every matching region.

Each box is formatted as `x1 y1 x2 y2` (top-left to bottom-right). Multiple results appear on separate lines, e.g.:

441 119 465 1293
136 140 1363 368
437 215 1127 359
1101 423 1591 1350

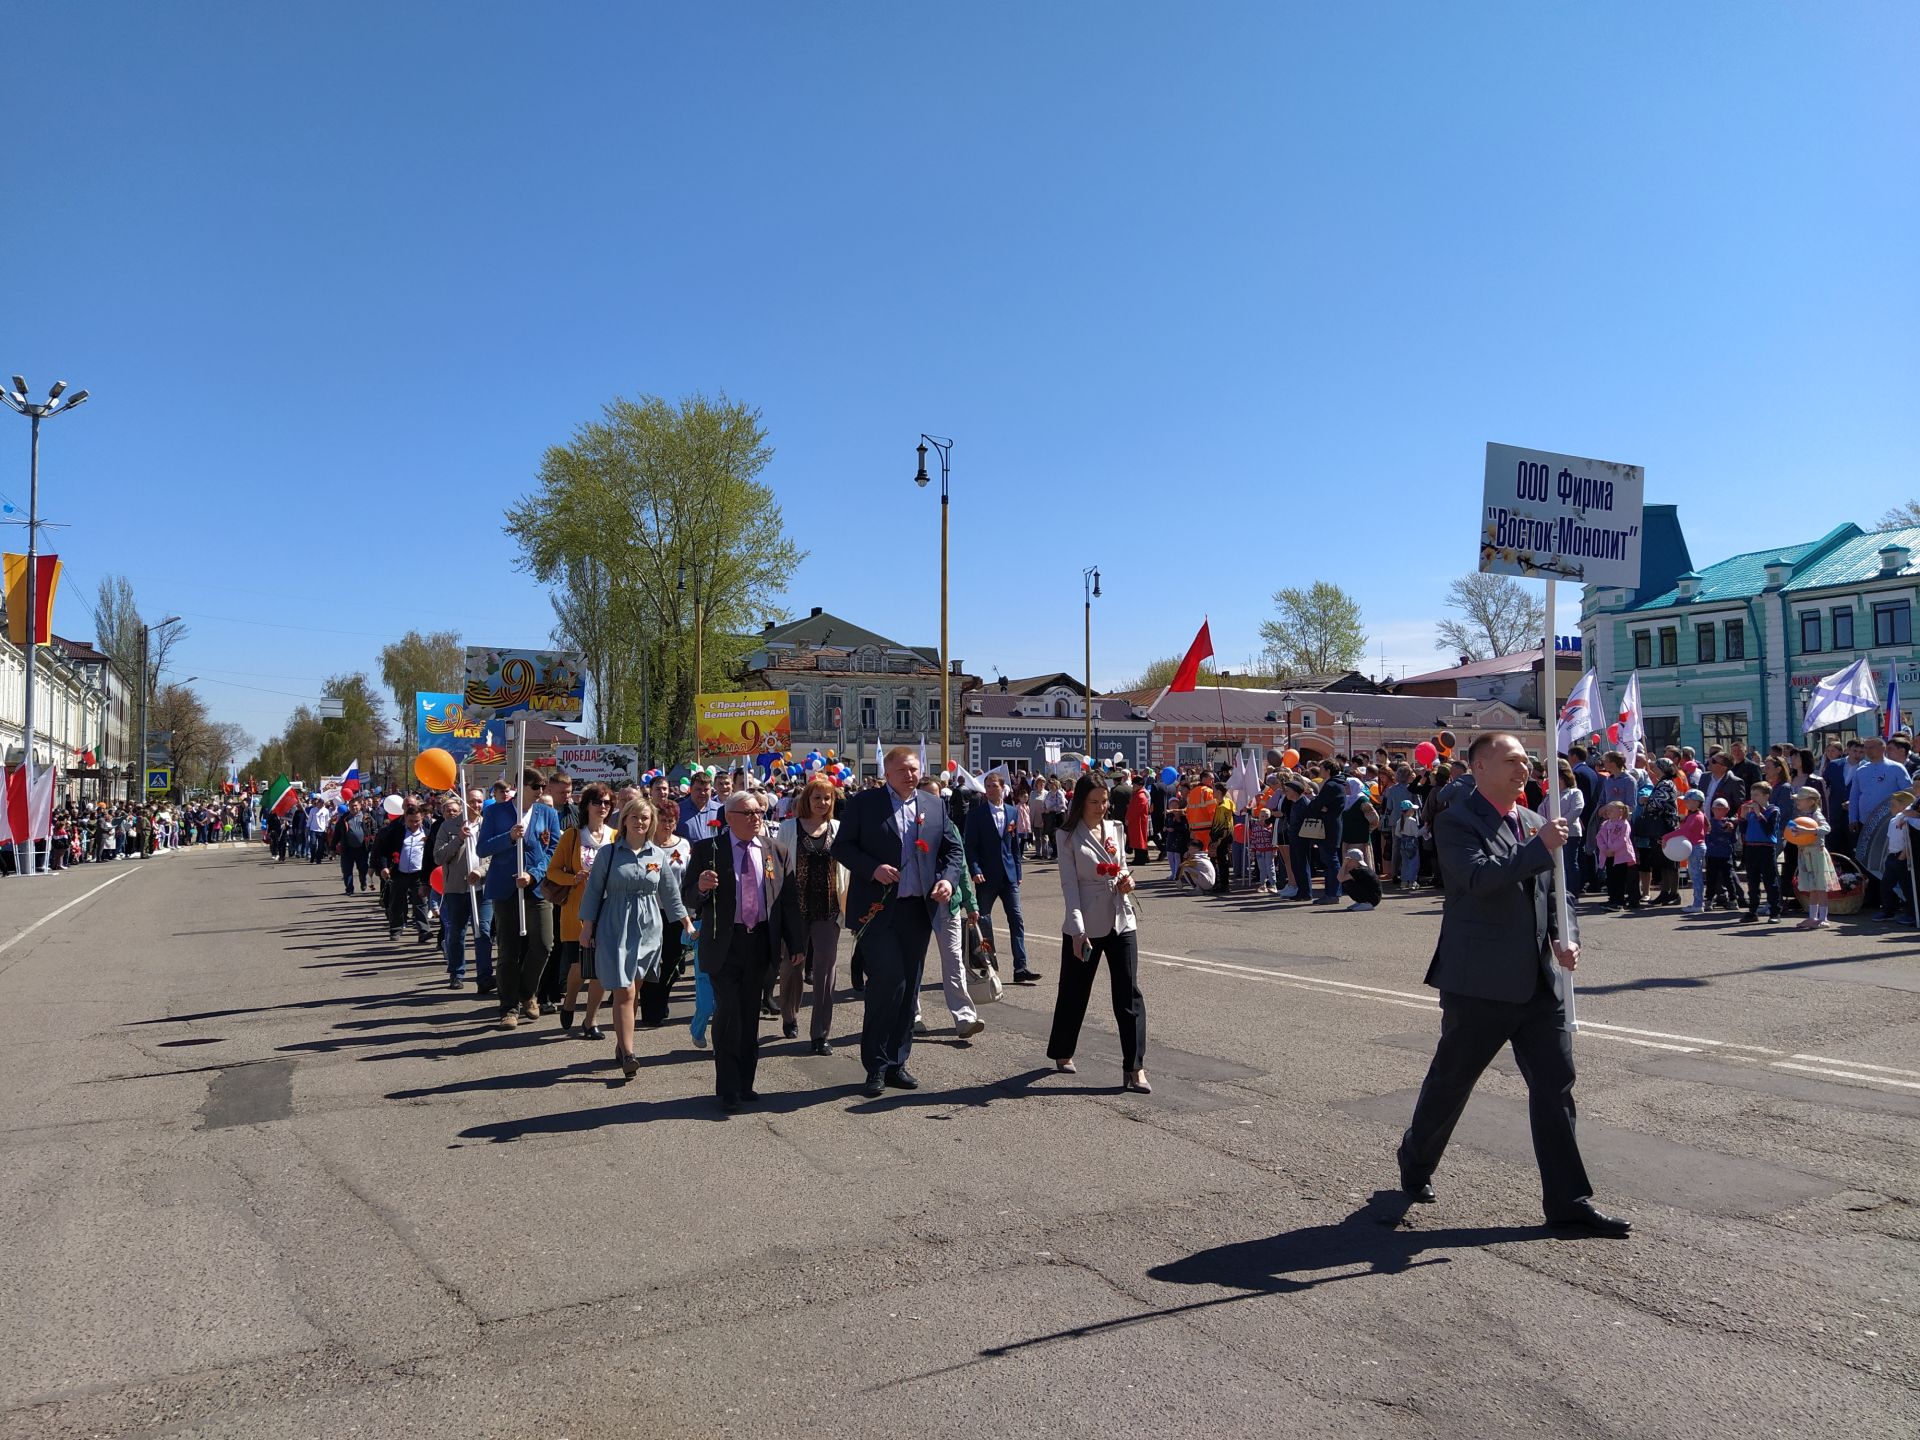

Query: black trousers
385 870 428 936
711 922 771 1099
339 848 367 892
1048 930 1146 1071
858 900 935 1075
1398 981 1592 1215
1743 844 1780 918
640 924 683 1024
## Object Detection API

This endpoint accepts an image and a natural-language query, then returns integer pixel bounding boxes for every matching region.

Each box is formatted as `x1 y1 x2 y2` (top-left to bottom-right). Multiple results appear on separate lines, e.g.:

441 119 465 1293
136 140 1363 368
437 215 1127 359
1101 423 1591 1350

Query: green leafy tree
505 392 805 764
1260 582 1367 678
379 629 464 754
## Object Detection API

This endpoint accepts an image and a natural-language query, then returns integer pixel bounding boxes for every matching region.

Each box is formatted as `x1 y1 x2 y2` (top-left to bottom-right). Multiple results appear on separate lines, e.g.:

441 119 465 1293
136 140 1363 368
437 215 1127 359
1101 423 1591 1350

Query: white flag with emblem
1803 658 1879 733
1557 668 1600 756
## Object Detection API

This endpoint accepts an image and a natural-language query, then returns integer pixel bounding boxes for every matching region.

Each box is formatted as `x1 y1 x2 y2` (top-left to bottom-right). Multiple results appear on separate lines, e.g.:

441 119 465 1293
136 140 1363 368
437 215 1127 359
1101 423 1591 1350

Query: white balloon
1661 835 1692 863
384 795 405 816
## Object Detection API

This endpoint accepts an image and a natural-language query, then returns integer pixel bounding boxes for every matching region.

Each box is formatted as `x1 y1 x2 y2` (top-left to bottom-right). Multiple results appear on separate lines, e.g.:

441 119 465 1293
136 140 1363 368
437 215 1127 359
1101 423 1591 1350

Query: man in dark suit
683 789 800 1112
832 745 964 1098
1397 732 1630 1236
964 769 1037 984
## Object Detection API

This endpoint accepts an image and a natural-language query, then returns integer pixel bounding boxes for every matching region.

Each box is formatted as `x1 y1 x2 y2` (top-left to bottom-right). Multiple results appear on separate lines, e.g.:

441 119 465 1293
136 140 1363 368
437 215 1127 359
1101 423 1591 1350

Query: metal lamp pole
1082 566 1101 758
3 376 89 875
913 436 952 770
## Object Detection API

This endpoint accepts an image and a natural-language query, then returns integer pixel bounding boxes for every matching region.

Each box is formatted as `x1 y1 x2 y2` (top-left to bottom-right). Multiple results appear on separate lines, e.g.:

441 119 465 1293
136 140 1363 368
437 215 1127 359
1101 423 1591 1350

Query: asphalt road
3 844 1915 1439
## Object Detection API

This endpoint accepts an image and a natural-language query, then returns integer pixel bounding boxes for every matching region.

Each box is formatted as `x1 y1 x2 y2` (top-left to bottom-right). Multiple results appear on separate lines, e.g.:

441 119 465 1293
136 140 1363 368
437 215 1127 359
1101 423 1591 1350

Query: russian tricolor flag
340 760 362 799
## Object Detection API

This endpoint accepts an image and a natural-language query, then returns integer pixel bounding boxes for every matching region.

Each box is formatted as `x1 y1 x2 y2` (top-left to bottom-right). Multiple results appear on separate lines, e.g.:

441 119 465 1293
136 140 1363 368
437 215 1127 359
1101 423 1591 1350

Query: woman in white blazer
1049 773 1150 1092
774 777 851 1053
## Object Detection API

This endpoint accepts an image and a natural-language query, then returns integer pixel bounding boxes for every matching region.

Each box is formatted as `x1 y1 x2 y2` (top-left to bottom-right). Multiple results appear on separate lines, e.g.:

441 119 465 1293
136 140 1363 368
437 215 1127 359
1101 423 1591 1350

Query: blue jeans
442 890 494 984
1317 840 1342 899
1689 842 1705 908
975 874 1029 972
1397 835 1421 887
689 924 715 1042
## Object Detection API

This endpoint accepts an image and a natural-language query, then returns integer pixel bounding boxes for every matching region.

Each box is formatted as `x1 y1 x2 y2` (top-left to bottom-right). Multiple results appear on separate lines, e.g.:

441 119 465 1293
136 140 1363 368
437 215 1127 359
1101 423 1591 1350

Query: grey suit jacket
1424 789 1575 1004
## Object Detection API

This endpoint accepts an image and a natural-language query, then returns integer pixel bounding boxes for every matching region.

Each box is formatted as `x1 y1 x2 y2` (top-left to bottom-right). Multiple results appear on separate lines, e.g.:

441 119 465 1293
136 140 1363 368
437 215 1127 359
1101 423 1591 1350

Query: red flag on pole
1169 619 1213 693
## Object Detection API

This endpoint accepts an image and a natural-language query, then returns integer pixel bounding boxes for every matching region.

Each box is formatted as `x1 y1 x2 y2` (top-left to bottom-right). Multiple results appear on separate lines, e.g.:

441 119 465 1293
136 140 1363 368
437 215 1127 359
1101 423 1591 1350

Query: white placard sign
554 744 640 786
1481 443 1645 588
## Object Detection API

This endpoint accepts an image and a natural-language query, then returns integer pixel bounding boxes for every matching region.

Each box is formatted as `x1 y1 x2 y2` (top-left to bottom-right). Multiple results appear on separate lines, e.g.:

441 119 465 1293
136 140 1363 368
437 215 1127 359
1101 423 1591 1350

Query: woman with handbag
578 796 694 1079
771 776 847 1052
549 784 615 1036
1048 773 1149 1093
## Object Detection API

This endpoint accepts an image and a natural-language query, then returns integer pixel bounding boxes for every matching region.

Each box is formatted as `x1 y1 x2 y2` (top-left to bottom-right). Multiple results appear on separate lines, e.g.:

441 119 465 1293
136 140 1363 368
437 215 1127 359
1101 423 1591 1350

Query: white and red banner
0 764 56 843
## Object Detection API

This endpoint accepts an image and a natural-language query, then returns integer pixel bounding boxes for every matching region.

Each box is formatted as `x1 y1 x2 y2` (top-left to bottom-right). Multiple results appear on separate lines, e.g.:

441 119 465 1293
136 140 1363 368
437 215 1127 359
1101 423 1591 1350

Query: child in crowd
1248 807 1277 894
1704 798 1738 909
1163 805 1191 884
1738 781 1783 924
1394 798 1422 891
1337 847 1382 912
1791 792 1835 930
1595 800 1638 909
1664 792 1708 913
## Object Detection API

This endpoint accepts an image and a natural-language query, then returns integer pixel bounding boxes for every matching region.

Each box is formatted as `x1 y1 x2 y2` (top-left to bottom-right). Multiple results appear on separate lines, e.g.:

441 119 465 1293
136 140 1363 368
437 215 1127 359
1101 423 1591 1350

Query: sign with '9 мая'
1481 442 1644 588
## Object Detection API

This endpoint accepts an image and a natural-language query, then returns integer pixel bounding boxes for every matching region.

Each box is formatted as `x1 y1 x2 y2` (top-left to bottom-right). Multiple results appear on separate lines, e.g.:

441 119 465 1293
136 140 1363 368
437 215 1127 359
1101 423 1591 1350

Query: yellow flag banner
2 553 62 646
694 691 791 763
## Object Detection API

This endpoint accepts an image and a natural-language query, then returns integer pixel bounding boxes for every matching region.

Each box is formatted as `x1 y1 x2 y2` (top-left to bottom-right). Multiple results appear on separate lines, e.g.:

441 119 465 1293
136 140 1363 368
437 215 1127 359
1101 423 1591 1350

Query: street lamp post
3 375 89 876
1082 566 1101 759
913 436 953 769
1340 711 1356 757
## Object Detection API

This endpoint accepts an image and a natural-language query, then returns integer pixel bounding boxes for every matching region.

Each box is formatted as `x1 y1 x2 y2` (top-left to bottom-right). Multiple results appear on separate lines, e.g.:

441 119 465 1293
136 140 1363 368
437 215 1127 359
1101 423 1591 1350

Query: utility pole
1082 566 1101 759
913 436 953 769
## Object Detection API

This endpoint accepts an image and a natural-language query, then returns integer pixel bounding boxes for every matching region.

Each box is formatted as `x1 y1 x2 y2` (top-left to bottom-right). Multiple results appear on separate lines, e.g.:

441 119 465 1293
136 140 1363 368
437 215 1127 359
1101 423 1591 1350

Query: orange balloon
414 747 457 790
1281 748 1300 769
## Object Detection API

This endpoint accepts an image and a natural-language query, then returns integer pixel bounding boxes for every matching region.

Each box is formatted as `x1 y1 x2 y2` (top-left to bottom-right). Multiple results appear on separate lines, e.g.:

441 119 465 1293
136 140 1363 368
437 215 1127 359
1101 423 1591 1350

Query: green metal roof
1782 525 1920 593
1623 522 1860 611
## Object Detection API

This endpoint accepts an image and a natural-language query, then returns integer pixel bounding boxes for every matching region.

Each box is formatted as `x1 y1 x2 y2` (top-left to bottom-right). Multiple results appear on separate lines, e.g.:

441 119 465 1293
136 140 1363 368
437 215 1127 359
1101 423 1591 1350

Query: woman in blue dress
578 797 695 1079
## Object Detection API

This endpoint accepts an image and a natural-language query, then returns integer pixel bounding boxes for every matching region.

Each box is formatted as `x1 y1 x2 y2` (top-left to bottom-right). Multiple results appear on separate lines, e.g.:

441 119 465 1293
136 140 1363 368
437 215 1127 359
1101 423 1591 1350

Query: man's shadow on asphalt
868 1190 1554 1391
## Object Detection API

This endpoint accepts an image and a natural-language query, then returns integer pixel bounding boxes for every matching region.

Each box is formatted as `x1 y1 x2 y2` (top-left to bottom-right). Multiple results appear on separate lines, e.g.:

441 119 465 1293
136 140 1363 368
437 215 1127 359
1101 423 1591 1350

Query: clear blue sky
6 3 1915 749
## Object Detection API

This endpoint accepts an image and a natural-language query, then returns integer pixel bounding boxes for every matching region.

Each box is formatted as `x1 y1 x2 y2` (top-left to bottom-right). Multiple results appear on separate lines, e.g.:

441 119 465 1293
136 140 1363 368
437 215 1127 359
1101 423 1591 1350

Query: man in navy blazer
832 746 963 1098
964 769 1038 983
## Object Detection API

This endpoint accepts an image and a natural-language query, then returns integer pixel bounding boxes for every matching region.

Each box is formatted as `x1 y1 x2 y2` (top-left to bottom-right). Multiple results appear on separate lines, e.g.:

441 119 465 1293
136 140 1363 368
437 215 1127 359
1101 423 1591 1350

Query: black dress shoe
1013 969 1041 984
742 1089 760 1102
810 1039 832 1056
719 1095 740 1113
884 1067 920 1090
862 1070 886 1098
1401 1176 1436 1204
1545 1200 1632 1237
783 1022 799 1040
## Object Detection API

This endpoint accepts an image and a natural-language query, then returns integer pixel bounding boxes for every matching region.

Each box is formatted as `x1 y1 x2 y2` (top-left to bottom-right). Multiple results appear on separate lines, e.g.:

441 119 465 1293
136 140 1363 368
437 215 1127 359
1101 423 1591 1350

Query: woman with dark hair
1048 773 1149 1093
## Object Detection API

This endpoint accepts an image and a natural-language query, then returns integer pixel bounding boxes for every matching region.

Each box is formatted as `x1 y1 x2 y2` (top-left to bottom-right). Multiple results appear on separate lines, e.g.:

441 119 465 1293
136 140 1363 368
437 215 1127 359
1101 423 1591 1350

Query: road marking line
0 866 141 970
1139 946 1914 1092
1773 1063 1920 1090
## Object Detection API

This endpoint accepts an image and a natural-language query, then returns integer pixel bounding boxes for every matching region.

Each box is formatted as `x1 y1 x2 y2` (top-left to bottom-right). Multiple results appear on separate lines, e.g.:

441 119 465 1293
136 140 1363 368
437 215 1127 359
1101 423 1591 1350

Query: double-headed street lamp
1082 566 1101 759
913 435 953 770
3 375 89 876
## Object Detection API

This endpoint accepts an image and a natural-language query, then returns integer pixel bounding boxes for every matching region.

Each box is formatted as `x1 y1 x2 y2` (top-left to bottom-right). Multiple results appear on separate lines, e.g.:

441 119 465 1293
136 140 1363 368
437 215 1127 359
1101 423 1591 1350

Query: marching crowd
274 723 1918 1117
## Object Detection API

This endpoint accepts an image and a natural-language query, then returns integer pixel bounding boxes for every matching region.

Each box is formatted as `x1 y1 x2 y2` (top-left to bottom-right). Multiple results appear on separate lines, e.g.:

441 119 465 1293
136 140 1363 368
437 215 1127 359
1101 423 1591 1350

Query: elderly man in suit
833 745 964 1098
683 788 801 1112
1397 732 1630 1237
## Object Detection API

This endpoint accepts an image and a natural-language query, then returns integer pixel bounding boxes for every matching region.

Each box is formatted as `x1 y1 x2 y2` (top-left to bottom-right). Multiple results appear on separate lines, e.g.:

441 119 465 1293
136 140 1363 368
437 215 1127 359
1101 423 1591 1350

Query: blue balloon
1160 766 1179 786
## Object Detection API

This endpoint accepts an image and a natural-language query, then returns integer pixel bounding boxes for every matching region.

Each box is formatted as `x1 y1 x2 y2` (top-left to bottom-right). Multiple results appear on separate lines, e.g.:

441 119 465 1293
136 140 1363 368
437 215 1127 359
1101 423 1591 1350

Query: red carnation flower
914 838 930 853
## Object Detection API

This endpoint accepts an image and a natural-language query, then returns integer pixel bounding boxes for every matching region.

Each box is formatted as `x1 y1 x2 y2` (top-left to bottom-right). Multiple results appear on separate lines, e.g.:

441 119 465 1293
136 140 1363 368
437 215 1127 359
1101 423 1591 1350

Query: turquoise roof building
1580 509 1918 754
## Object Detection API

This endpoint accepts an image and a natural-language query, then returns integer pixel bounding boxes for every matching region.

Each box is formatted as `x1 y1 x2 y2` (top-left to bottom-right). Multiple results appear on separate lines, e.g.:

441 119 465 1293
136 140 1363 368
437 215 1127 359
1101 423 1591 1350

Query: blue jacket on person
963 794 1023 887
477 798 562 903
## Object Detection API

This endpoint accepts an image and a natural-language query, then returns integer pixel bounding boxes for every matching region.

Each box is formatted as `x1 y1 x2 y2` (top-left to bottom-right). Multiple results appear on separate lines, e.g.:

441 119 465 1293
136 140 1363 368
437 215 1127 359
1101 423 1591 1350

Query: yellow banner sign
694 691 791 762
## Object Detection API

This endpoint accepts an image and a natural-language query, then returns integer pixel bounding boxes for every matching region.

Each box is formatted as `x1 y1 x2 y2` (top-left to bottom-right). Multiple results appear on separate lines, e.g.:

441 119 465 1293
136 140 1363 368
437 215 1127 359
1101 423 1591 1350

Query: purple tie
737 840 761 928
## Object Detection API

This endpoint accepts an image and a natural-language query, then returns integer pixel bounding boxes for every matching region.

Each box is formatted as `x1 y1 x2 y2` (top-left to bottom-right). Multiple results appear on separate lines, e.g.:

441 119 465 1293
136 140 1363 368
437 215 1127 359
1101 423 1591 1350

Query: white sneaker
1277 886 1298 899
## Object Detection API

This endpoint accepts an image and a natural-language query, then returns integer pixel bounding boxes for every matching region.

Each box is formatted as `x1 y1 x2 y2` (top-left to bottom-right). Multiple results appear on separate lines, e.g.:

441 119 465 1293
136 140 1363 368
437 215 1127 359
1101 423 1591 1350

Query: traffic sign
145 767 173 793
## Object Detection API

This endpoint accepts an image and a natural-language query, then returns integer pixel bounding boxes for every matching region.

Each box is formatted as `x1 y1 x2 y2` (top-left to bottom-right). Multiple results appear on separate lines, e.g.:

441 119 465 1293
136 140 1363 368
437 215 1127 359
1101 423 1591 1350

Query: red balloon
429 866 445 895
1413 741 1439 767
1232 822 1246 843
